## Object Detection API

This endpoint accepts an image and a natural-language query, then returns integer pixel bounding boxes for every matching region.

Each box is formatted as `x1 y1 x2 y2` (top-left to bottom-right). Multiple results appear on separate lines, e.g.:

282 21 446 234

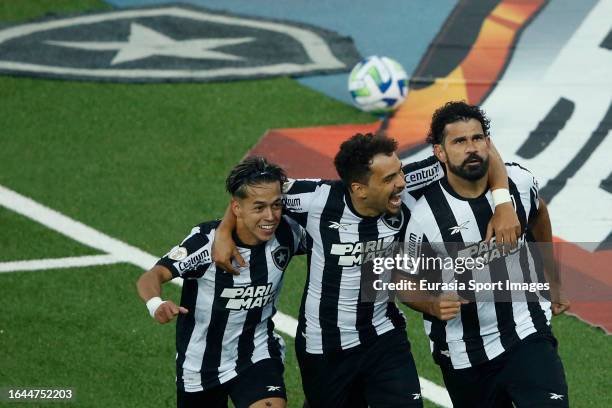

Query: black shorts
440 334 568 408
296 328 423 408
177 358 286 408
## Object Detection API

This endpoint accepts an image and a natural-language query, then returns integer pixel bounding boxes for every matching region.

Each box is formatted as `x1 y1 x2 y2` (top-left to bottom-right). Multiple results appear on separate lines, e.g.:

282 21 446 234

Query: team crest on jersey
381 211 404 231
272 246 290 270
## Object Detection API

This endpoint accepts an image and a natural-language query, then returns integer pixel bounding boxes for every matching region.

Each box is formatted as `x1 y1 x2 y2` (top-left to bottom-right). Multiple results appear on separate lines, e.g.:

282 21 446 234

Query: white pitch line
0 184 452 407
419 378 453 407
272 311 298 337
0 185 157 269
0 254 120 273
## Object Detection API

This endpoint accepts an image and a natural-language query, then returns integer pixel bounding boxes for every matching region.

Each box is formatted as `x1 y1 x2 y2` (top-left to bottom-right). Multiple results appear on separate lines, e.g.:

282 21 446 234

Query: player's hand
154 301 188 324
486 202 521 250
429 293 468 321
552 300 570 316
550 286 570 316
211 229 246 275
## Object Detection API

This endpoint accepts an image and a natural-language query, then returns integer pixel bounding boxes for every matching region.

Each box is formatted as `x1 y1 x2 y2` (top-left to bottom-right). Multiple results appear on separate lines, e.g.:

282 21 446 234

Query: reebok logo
449 220 469 235
329 221 351 231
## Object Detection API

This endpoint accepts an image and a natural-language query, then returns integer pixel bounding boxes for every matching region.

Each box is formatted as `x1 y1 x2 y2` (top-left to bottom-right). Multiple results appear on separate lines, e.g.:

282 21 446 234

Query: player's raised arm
137 265 188 324
486 142 521 248
529 198 570 315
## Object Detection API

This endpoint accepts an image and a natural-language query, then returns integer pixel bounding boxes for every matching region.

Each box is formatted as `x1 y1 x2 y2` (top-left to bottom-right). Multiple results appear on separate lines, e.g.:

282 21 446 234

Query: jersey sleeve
400 215 428 276
282 178 328 227
287 217 308 255
156 222 216 279
399 201 444 290
506 162 540 217
402 155 445 200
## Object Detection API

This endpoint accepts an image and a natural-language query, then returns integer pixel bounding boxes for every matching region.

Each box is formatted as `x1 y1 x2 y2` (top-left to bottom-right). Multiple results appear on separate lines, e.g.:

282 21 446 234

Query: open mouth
388 192 402 208
465 157 483 167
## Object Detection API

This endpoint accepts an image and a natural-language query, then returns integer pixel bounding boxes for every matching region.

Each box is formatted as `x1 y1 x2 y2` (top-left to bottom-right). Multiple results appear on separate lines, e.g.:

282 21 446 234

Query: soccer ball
348 56 408 115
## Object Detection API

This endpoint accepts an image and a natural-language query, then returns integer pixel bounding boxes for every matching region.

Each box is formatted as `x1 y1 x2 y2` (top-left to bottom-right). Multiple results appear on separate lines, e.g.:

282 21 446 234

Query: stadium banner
0 4 362 82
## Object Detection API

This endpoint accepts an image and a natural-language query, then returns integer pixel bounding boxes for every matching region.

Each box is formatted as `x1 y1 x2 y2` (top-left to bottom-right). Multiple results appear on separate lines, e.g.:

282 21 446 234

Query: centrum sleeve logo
0 5 361 82
404 162 443 192
281 197 301 211
175 247 211 272
220 283 275 310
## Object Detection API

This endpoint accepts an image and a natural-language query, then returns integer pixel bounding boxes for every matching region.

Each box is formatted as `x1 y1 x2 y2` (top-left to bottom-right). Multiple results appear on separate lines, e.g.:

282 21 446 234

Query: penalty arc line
0 184 452 407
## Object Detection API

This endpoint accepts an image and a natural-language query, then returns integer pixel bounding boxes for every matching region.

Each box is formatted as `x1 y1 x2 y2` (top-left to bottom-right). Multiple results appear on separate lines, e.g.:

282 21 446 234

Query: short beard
447 155 489 181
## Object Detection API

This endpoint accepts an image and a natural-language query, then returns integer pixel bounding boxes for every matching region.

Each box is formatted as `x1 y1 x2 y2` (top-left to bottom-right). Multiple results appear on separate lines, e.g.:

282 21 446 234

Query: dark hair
427 101 490 145
334 133 398 186
226 156 287 199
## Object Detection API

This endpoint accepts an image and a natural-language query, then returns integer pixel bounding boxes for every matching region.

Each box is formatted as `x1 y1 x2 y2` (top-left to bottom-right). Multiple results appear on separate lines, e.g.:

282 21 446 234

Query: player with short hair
213 133 519 407
401 101 569 407
136 156 305 408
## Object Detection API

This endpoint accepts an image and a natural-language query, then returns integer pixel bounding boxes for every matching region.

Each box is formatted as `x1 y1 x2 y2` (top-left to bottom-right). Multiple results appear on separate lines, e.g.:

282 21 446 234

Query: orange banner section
250 0 546 171
386 0 545 149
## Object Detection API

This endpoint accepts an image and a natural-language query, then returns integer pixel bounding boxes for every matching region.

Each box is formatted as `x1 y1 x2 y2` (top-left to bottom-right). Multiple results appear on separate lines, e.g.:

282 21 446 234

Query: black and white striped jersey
283 156 444 354
156 216 304 391
403 163 552 369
